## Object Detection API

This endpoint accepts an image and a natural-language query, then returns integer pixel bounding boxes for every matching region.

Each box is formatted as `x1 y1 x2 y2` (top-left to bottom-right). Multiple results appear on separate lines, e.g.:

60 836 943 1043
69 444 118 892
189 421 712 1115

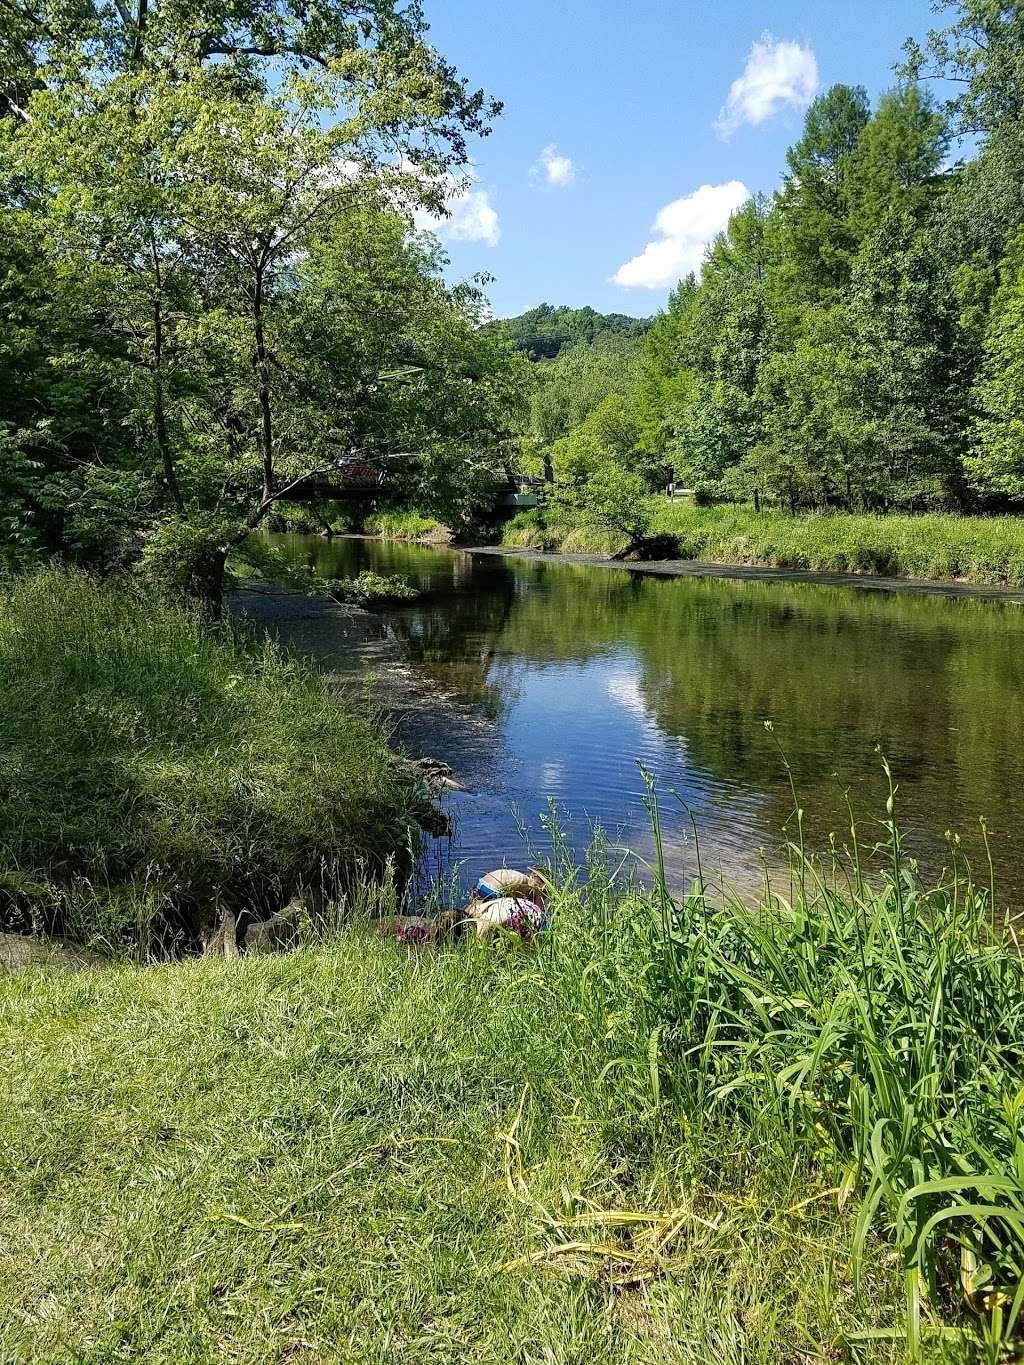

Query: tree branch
198 41 330 68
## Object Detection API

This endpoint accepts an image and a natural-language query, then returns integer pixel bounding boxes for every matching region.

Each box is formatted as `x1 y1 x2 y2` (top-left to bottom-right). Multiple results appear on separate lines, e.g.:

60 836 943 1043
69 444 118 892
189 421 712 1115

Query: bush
0 569 420 953
329 571 421 607
136 516 238 608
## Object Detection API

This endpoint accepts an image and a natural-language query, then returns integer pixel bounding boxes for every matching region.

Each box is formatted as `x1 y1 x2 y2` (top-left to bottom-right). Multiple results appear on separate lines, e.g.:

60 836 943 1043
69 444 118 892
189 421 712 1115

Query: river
238 534 1024 907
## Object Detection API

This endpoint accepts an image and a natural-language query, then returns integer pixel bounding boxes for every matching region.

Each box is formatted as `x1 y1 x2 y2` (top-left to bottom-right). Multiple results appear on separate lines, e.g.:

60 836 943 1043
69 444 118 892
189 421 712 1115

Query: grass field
3 784 1023 1362
500 503 1024 587
0 915 906 1364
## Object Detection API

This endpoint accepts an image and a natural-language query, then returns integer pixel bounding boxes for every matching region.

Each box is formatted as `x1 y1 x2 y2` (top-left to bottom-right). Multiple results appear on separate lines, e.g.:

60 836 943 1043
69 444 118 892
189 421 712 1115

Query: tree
549 392 642 486
847 84 950 236
850 211 966 506
769 84 871 310
0 0 513 585
486 304 650 360
966 227 1024 502
528 333 642 448
563 464 653 553
634 274 699 462
749 308 871 510
904 0 1024 261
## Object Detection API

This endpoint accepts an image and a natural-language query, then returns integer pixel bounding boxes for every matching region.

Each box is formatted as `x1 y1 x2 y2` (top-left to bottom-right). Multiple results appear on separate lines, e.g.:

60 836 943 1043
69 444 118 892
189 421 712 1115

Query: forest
0 0 530 592
504 1 1024 529
3 0 1023 600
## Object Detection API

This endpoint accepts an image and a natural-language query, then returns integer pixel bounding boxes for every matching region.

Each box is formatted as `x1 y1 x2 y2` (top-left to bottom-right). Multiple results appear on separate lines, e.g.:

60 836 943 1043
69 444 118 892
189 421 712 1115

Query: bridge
280 461 540 511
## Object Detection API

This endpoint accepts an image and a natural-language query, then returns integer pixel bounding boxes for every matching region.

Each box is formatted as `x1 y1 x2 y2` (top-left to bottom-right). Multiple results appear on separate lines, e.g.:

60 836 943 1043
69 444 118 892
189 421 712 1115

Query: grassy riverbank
501 504 1024 587
0 569 420 954
3 793 1023 1360
362 509 449 541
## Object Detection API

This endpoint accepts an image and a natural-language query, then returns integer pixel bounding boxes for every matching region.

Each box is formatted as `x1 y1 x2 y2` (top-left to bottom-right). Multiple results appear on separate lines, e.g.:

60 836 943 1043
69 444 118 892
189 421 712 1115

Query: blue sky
419 0 940 318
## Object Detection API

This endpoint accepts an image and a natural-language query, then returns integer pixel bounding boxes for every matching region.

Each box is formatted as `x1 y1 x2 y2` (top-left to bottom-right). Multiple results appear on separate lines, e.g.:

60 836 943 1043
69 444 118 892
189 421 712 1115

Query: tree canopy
0 0 526 581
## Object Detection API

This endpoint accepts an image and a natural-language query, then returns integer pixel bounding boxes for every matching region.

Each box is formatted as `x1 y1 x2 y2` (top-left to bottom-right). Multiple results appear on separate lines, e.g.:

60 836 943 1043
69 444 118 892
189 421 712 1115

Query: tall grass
625 752 1024 1359
500 503 1024 586
0 569 421 953
363 508 448 540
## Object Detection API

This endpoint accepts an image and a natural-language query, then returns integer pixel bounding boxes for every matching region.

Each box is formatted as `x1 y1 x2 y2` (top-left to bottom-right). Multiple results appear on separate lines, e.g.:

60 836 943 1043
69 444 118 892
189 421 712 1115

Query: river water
241 534 1024 906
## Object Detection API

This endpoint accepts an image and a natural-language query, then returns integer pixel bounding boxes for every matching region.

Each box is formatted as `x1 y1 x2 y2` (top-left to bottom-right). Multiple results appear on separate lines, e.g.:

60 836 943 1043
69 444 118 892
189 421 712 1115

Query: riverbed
236 534 1024 905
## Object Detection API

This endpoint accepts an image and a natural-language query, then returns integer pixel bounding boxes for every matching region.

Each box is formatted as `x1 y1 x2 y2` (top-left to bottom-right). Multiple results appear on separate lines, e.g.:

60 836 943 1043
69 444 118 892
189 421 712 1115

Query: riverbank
0 569 424 955
465 543 1024 603
3 812 1021 1361
498 504 1024 592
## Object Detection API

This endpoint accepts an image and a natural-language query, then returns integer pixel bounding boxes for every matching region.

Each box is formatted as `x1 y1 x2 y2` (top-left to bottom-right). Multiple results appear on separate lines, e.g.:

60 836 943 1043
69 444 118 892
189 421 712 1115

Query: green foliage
557 464 654 548
502 500 1024 585
619 4 1024 516
329 570 420 607
0 570 420 952
847 84 950 236
550 392 642 485
136 517 237 607
527 333 644 449
967 229 1024 500
486 302 650 359
0 0 518 587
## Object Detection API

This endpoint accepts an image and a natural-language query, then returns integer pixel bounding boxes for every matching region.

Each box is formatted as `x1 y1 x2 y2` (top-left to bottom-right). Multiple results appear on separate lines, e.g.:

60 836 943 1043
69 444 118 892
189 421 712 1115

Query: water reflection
249 534 1024 904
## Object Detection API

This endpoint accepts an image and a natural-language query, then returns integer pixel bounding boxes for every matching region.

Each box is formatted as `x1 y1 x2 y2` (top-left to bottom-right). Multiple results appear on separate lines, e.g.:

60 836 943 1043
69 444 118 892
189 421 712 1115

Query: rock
242 899 304 955
204 907 239 960
412 757 467 792
0 932 102 974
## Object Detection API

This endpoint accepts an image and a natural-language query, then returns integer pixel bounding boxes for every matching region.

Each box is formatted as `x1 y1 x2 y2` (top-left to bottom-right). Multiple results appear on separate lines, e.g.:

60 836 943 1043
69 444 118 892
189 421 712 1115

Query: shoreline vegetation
0 570 425 956
4 568 1024 1358
327 502 1024 594
497 504 1024 590
5 765 1024 1359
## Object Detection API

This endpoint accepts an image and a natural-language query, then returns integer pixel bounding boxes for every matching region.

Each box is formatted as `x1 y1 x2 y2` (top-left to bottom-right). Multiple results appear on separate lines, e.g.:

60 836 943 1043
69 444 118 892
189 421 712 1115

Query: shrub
136 516 238 609
329 571 421 607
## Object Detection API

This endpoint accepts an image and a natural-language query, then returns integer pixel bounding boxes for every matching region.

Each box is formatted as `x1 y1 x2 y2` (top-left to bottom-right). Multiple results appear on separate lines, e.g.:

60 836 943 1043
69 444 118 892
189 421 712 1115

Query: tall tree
768 84 871 311
966 227 1024 502
850 210 965 506
847 84 950 236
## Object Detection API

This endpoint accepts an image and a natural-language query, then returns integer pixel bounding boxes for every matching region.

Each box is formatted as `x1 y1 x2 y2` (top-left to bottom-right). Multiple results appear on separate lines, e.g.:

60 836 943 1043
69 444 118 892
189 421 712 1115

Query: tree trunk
150 232 183 511
252 266 275 504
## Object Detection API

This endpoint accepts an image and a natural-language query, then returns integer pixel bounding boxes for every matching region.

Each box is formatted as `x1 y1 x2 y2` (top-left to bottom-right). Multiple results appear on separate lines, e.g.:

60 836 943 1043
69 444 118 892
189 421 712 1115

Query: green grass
500 504 1024 586
330 570 421 607
0 901 906 1364
3 776 1023 1361
363 509 448 541
0 569 420 954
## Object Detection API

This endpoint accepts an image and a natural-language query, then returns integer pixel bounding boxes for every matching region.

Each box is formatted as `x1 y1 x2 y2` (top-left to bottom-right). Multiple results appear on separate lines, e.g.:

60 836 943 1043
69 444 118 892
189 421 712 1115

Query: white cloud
413 170 500 247
715 34 818 138
530 143 576 189
611 180 749 289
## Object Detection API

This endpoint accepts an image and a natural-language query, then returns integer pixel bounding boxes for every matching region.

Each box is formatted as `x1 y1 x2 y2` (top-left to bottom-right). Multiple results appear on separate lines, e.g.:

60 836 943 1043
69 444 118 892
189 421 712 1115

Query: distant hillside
487 303 651 360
